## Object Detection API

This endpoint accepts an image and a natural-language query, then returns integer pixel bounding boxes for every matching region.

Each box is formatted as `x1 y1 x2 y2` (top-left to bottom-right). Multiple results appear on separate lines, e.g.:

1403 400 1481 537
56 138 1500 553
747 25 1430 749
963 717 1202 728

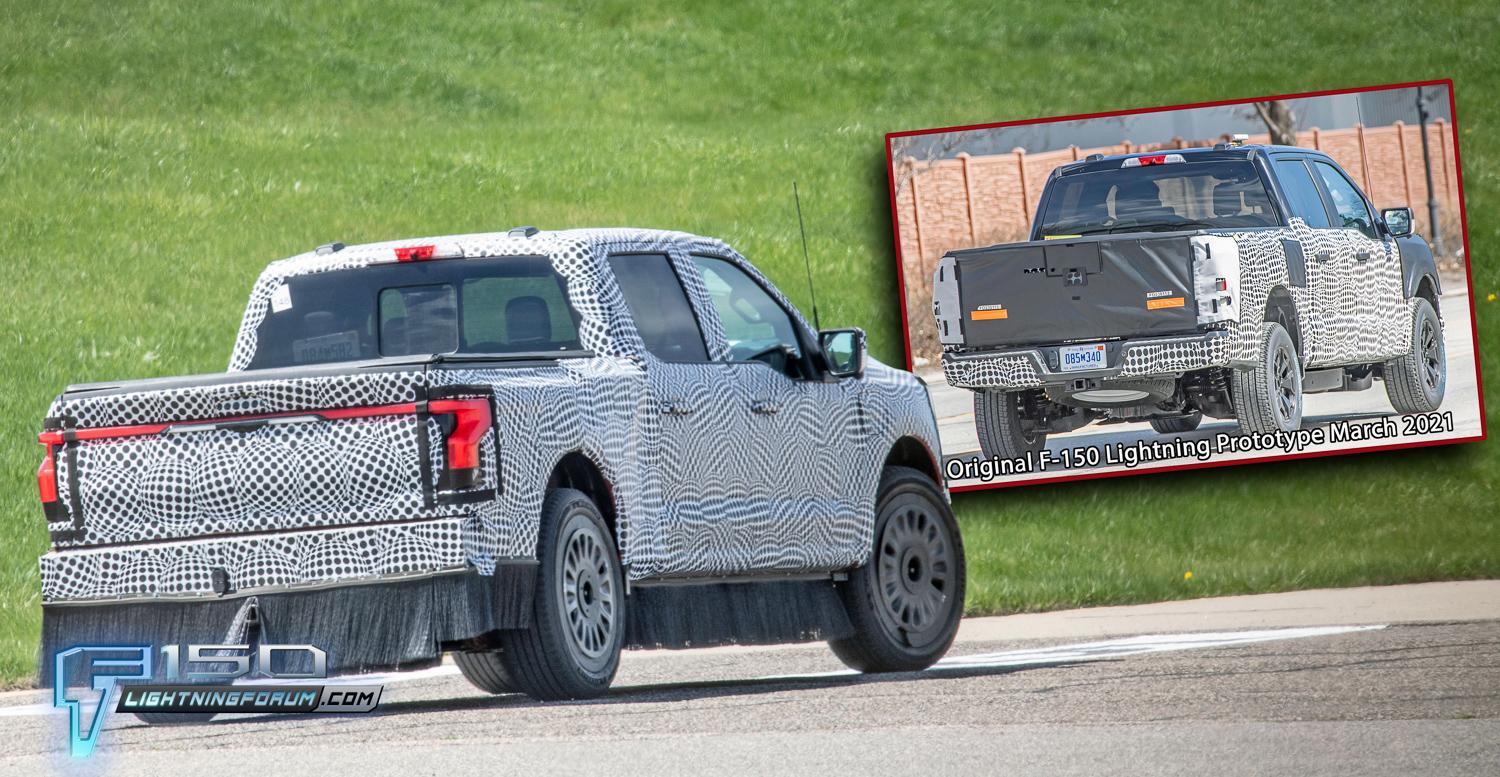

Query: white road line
749 625 1388 681
0 625 1385 718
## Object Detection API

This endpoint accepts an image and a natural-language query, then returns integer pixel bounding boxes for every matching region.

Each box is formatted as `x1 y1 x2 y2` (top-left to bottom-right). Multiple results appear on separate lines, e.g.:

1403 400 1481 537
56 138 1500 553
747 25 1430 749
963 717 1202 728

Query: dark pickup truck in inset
932 144 1445 459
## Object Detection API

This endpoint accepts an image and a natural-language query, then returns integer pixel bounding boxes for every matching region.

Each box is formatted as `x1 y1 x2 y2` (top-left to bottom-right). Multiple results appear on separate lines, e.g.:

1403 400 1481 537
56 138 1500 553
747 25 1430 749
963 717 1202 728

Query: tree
1252 101 1298 146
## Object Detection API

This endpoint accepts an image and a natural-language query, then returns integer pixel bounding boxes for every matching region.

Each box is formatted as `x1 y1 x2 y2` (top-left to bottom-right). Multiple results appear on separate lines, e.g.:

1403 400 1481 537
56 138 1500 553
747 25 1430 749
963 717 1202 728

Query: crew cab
931 145 1446 459
38 228 961 709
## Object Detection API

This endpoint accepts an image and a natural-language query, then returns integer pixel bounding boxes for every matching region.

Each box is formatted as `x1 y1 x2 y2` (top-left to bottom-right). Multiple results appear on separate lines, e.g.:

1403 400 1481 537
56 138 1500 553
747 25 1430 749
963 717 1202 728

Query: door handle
660 400 693 417
1355 251 1371 262
750 400 780 416
1314 252 1333 263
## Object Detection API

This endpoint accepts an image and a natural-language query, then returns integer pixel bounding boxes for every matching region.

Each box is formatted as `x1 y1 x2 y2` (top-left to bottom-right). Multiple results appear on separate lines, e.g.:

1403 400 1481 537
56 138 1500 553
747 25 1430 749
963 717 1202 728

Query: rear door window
608 254 709 362
1275 159 1335 229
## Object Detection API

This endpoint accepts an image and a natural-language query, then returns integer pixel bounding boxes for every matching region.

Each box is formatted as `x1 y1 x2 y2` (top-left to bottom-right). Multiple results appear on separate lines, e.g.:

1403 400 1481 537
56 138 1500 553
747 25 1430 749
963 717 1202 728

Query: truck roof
1054 143 1328 177
263 227 730 280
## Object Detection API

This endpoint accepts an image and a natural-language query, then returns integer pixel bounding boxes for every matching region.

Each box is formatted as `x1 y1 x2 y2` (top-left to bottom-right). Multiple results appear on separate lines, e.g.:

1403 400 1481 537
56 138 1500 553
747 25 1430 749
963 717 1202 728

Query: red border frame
884 79 1487 493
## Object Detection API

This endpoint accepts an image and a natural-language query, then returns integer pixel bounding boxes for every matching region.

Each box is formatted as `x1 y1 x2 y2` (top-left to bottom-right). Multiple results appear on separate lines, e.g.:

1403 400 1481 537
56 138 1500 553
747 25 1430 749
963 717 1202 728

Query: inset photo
887 81 1485 490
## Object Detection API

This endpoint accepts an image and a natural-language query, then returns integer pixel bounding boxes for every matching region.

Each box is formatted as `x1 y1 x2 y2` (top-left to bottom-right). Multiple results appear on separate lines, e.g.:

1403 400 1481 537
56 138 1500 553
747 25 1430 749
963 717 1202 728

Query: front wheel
973 389 1045 460
829 466 965 673
488 488 624 701
1233 321 1302 433
1384 297 1446 413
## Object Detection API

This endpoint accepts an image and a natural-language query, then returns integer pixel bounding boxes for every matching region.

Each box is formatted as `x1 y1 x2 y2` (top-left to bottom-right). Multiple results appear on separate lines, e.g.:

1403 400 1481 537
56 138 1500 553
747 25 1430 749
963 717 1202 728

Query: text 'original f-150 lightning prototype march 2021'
35 227 963 710
931 143 1446 460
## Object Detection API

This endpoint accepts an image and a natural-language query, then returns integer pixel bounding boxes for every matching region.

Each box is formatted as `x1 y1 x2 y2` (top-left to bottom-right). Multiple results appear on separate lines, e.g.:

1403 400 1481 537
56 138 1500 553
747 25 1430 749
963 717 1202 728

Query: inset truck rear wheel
973 389 1045 460
1383 297 1446 414
491 488 623 701
1149 411 1202 435
829 466 964 673
1233 321 1302 433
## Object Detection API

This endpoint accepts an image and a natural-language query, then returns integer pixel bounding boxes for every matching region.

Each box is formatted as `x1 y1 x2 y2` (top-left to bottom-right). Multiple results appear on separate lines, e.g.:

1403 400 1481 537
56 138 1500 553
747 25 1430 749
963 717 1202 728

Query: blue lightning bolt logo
53 646 152 758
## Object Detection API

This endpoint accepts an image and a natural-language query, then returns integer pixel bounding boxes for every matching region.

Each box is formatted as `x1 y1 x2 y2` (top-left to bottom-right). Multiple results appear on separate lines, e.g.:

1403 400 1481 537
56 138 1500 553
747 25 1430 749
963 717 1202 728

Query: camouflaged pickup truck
38 227 962 706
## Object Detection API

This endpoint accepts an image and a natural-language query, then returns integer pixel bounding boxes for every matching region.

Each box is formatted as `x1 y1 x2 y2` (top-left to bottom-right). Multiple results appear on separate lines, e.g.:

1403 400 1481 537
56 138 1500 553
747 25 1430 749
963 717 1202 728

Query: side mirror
1381 207 1414 238
819 328 867 379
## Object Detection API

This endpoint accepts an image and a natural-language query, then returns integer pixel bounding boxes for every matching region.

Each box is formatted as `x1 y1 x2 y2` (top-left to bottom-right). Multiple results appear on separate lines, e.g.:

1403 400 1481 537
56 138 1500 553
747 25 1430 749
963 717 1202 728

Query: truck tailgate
953 235 1198 348
40 365 494 549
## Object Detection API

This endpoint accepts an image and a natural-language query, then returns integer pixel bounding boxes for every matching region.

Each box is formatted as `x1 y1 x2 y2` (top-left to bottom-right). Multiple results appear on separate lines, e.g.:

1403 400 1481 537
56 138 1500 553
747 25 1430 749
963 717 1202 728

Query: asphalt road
927 286 1482 488
2 619 1496 775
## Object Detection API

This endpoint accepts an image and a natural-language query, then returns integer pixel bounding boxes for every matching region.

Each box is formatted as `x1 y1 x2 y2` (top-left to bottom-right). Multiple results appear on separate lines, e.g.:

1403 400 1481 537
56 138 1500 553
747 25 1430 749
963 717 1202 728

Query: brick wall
894 121 1461 365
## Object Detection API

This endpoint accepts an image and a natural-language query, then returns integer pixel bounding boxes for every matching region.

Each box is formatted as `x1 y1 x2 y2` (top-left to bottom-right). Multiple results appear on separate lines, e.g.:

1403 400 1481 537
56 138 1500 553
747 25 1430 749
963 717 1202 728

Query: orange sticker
971 309 1008 320
1146 297 1185 310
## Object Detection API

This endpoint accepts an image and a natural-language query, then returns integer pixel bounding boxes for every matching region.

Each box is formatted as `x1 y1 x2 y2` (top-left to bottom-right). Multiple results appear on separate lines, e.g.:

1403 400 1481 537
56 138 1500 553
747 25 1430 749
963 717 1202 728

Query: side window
1312 161 1377 239
691 255 803 363
1276 160 1334 229
608 254 709 362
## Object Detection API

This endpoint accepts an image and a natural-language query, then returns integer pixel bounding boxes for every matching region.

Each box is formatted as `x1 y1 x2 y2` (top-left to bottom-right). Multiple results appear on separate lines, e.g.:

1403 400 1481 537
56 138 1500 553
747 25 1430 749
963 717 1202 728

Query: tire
494 488 624 701
1149 411 1202 435
829 466 965 673
1233 321 1302 433
973 389 1045 459
133 712 217 726
1383 297 1446 414
454 647 517 695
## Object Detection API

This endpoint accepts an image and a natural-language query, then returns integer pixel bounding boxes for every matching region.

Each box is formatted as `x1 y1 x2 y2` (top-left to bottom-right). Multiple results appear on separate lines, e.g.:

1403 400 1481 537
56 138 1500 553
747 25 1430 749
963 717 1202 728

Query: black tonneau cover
952 234 1198 348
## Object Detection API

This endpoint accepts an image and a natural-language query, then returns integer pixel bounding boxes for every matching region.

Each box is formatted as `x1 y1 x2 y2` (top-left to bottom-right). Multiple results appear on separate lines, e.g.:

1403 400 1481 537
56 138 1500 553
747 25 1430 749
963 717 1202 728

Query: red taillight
429 398 492 485
1215 277 1229 291
1137 154 1167 166
394 245 436 262
37 444 58 505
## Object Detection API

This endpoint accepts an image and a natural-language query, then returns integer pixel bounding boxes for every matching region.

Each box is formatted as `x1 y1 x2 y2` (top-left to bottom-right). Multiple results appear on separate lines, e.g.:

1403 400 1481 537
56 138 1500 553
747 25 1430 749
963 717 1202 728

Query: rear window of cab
246 256 583 370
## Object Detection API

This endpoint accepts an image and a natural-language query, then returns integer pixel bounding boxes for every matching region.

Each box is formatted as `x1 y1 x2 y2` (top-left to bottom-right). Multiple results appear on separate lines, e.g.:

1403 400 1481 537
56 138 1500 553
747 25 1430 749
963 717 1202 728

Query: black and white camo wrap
942 220 1411 390
41 229 940 604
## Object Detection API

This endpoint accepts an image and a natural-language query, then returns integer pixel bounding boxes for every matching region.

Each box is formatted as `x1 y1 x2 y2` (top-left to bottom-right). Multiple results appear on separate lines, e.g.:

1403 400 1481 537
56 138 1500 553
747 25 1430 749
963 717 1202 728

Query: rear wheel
1384 297 1445 413
453 646 517 695
1233 321 1302 433
1149 411 1202 435
483 488 623 701
829 466 964 673
973 389 1045 460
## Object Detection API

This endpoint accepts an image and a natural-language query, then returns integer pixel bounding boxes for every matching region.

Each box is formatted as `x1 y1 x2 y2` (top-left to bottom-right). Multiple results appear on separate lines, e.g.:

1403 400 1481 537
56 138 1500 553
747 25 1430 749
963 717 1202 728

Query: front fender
1396 235 1441 300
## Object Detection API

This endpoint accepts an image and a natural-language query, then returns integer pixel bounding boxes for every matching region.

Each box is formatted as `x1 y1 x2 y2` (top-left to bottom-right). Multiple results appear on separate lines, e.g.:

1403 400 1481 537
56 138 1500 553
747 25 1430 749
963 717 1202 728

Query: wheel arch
1263 285 1303 360
883 435 942 486
1413 273 1440 311
545 450 618 540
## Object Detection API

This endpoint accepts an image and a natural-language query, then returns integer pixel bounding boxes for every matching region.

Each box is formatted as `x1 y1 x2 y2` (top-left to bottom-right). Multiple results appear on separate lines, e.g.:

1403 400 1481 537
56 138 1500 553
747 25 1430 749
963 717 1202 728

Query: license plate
1059 343 1107 372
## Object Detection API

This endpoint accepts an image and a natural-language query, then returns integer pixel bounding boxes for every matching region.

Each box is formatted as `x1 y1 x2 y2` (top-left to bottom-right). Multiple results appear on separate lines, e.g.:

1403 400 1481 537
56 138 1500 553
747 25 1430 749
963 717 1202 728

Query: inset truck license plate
1059 343 1107 372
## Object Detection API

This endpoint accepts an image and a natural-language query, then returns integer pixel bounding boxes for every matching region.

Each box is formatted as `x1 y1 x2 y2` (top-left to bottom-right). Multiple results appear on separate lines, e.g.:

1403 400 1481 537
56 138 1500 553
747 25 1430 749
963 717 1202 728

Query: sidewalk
955 579 1500 644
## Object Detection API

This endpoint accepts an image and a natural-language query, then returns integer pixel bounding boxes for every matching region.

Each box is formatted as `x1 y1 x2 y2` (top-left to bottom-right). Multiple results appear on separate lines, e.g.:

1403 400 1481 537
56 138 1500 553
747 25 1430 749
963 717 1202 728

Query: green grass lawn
1 0 1497 687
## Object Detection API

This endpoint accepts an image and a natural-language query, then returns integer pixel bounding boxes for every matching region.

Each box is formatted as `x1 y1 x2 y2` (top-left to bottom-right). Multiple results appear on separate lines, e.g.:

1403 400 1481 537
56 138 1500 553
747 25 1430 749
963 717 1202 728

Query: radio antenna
793 181 821 331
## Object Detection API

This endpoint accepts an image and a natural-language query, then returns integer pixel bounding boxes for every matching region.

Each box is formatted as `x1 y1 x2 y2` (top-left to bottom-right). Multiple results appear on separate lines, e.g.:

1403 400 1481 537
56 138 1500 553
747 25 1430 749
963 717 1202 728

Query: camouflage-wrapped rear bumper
942 331 1236 391
40 518 470 604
